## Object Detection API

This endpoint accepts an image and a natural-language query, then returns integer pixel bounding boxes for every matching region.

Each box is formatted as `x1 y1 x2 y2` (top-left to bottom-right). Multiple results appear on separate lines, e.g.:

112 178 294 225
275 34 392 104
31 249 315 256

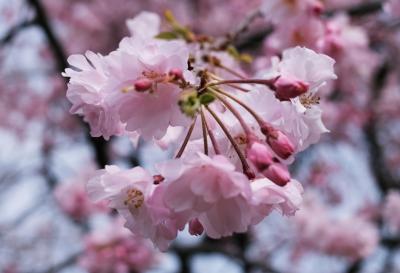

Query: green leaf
155 31 179 40
226 45 241 59
199 92 215 105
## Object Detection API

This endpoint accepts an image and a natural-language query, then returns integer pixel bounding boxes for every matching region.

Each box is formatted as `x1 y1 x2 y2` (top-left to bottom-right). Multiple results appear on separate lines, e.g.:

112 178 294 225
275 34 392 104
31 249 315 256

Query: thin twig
202 108 221 155
205 105 251 175
175 116 197 158
212 87 265 125
210 89 252 135
200 107 209 155
0 20 35 45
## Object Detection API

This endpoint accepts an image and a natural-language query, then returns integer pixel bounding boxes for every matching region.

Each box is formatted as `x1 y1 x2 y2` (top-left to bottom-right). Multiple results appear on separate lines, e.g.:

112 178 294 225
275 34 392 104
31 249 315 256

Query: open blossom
114 36 191 139
87 165 182 250
293 197 378 260
79 219 155 273
63 51 125 139
63 11 191 141
158 153 254 238
259 47 336 152
275 46 337 95
54 170 108 221
251 178 303 224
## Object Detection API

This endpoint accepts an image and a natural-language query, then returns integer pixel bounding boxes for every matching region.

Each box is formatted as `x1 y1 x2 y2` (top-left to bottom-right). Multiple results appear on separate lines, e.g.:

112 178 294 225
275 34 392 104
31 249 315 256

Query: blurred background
1 0 400 273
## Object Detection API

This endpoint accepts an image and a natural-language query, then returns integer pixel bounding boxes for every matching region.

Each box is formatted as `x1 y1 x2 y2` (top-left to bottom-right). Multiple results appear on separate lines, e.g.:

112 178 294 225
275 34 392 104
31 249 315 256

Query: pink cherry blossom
79 219 155 273
87 165 181 250
257 47 336 152
250 178 303 224
64 12 191 141
277 46 337 93
158 152 254 238
293 197 379 260
54 170 108 221
63 51 126 140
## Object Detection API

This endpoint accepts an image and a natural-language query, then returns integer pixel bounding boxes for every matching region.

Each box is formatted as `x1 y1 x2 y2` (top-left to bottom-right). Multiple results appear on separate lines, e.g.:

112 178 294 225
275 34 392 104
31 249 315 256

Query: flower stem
208 73 250 92
209 88 252 135
205 79 275 90
211 87 266 127
175 116 197 158
200 107 209 155
202 107 221 154
217 63 247 79
205 105 252 176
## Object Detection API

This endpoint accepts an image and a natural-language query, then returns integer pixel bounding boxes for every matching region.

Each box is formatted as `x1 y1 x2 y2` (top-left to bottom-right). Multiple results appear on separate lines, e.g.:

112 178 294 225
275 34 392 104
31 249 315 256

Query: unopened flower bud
153 175 165 185
189 218 204 236
262 163 291 186
273 76 309 100
310 1 324 15
266 130 295 159
169 68 183 80
134 78 153 92
246 141 274 172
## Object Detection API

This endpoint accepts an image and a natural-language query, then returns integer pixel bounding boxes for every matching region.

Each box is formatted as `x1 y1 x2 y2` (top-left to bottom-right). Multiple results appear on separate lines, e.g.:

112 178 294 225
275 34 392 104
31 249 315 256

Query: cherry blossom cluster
292 196 378 260
79 219 155 273
54 169 108 222
63 11 336 250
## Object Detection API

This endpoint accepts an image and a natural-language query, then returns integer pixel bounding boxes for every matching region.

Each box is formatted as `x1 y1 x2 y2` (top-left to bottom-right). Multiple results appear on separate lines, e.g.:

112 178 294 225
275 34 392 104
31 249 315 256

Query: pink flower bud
153 175 165 185
169 68 183 80
134 78 152 92
262 163 291 186
189 218 204 236
310 1 324 15
266 130 295 159
246 141 274 172
273 76 309 100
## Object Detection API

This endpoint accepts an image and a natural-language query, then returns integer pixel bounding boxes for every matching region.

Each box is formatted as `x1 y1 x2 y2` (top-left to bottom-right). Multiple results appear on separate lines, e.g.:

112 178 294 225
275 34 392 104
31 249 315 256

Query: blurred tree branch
0 20 35 45
26 0 110 167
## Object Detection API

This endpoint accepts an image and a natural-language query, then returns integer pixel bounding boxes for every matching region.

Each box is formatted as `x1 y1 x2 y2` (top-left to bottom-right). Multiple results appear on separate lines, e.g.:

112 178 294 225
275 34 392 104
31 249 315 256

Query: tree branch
26 0 110 167
0 20 35 45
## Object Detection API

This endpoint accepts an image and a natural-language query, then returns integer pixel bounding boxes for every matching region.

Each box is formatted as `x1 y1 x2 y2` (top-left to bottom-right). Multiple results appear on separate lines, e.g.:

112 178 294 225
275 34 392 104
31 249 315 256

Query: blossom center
124 188 144 209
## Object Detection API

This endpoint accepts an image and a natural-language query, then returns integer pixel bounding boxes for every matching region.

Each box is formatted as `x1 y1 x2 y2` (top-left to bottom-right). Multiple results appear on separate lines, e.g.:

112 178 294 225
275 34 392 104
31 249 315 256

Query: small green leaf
178 89 200 117
155 31 179 40
226 45 241 59
199 92 215 105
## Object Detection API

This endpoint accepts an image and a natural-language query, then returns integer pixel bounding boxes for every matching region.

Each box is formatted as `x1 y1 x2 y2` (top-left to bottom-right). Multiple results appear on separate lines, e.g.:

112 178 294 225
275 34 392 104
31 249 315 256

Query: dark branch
326 0 384 17
0 20 35 45
26 0 110 167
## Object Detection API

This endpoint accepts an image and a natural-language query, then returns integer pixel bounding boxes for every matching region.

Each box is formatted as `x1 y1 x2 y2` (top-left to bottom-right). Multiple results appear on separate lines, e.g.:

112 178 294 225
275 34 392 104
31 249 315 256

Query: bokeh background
1 0 400 273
